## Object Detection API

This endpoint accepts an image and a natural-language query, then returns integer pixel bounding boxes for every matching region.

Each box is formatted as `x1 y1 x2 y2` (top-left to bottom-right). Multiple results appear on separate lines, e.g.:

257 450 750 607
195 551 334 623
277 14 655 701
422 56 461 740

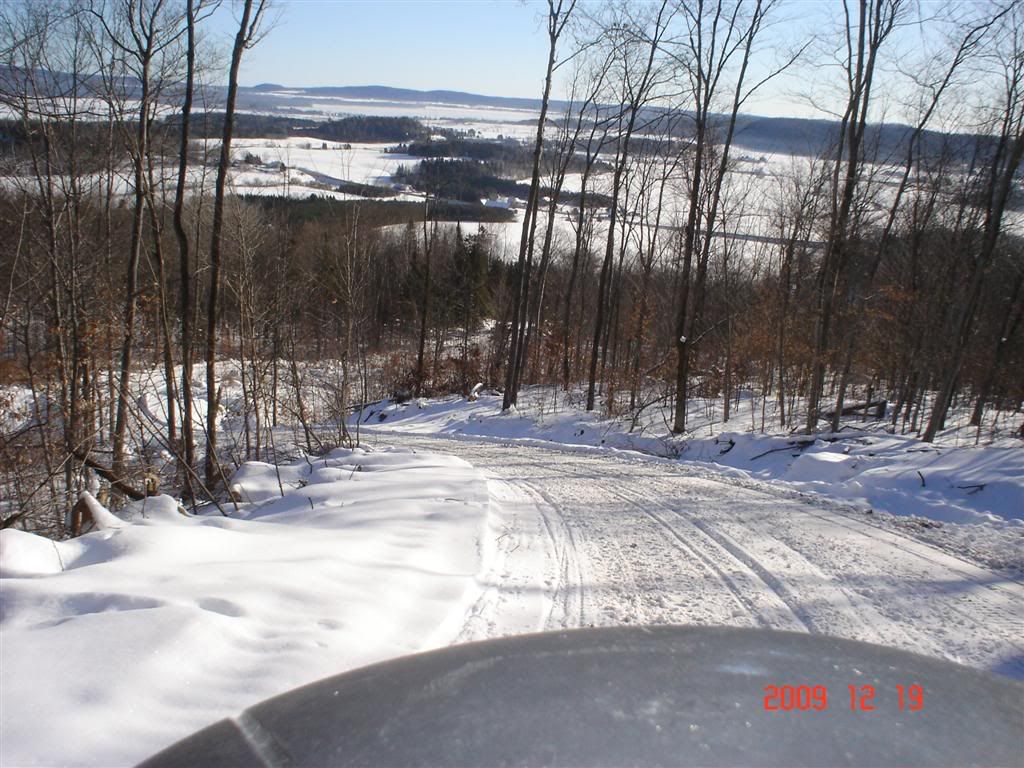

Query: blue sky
206 0 846 119
205 0 970 123
211 0 555 98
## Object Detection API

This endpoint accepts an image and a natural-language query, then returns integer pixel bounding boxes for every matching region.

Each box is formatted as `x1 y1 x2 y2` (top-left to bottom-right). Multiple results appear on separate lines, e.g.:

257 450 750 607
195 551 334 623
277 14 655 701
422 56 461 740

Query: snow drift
0 446 490 767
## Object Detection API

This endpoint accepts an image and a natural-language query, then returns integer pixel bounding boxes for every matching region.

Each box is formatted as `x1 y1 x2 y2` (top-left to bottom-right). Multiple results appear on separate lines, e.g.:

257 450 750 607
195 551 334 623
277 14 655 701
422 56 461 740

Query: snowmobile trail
370 432 1024 680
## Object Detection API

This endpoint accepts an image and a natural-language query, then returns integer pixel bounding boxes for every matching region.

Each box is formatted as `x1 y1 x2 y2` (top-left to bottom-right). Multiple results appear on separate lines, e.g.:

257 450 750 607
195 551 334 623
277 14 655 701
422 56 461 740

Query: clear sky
206 0 864 120
205 0 987 124
210 0 555 99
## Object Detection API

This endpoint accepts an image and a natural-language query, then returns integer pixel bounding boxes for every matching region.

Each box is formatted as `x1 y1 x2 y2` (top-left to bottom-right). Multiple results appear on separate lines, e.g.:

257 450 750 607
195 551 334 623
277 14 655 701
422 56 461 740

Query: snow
0 447 490 767
3 396 1022 766
351 432 1024 684
353 391 1023 529
0 529 65 576
229 137 418 189
78 491 129 529
250 93 539 125
695 432 1024 527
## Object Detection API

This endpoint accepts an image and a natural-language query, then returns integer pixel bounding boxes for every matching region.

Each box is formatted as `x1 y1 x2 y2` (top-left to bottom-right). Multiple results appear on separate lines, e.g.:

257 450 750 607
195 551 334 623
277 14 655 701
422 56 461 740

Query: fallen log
71 449 145 501
821 399 887 420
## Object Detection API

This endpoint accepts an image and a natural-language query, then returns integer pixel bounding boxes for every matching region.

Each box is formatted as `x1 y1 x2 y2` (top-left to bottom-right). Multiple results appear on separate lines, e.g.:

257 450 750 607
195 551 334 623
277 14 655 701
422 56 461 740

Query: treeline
307 116 426 143
402 137 529 161
169 113 429 143
393 157 612 208
397 135 612 186
0 112 431 150
242 196 517 225
394 158 534 204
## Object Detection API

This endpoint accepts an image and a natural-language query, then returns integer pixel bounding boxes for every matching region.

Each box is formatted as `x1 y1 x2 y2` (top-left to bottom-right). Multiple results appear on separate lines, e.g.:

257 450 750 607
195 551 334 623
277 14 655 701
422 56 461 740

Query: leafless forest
1 0 1022 537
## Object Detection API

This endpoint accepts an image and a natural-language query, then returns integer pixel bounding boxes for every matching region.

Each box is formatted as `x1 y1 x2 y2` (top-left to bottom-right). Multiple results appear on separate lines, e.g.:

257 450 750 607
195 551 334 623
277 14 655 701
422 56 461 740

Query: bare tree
88 0 188 483
804 0 905 433
923 5 1024 441
503 0 578 411
204 0 268 487
829 3 1010 432
172 0 208 496
586 0 672 412
670 0 794 432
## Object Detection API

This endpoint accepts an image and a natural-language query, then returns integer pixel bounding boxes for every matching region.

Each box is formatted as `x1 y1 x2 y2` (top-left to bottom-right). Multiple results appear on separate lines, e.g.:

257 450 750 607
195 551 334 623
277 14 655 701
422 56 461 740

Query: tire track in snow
451 476 578 643
772 485 1024 601
598 483 803 631
513 465 775 630
653 455 1024 583
451 480 526 643
606 462 1024 663
509 478 588 629
699 473 1024 593
361 432 1024 679
675 477 1019 668
591 469 942 653
751 500 1024 651
528 468 653 626
685 515 930 649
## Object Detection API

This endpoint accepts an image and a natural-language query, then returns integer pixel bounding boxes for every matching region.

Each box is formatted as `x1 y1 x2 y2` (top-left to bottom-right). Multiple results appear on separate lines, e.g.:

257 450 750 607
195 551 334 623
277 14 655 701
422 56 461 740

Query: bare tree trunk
205 0 266 487
503 0 576 410
145 148 178 453
923 111 1024 440
589 2 669 411
174 0 197 496
414 210 433 398
970 271 1022 427
672 0 778 433
112 48 151 482
806 0 901 433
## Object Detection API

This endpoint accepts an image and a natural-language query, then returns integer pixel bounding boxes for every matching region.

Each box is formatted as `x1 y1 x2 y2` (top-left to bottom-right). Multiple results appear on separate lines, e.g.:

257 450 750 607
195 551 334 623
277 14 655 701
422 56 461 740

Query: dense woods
1 0 1021 538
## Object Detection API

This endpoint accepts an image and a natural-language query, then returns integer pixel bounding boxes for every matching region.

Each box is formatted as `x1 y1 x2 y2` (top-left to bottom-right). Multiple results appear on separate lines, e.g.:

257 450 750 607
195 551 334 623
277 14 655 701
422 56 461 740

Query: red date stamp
763 684 924 712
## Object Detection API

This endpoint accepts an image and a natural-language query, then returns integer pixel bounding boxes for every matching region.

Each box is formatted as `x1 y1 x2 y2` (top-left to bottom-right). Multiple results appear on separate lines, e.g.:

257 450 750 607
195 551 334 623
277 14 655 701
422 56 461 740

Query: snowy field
245 91 541 127
228 137 423 198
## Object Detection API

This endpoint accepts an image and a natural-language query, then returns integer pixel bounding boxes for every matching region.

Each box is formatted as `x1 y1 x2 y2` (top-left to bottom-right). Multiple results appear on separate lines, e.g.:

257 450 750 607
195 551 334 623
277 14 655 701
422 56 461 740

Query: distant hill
240 83 551 112
233 82 987 159
0 66 991 161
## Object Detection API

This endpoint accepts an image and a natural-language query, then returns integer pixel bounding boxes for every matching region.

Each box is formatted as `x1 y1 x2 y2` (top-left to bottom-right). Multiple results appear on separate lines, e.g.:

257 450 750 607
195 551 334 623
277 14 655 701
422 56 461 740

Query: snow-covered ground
3 395 1023 766
353 390 1024 569
229 137 421 194
245 92 540 127
0 447 490 767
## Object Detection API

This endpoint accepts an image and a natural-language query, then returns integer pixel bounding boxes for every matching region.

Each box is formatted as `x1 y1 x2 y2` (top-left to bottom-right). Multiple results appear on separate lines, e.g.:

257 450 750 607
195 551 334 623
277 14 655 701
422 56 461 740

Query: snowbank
0 447 490 767
683 431 1024 526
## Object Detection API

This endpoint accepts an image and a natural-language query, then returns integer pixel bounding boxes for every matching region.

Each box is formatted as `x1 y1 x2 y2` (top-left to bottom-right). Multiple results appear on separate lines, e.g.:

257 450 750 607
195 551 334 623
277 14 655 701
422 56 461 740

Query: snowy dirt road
362 432 1024 680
